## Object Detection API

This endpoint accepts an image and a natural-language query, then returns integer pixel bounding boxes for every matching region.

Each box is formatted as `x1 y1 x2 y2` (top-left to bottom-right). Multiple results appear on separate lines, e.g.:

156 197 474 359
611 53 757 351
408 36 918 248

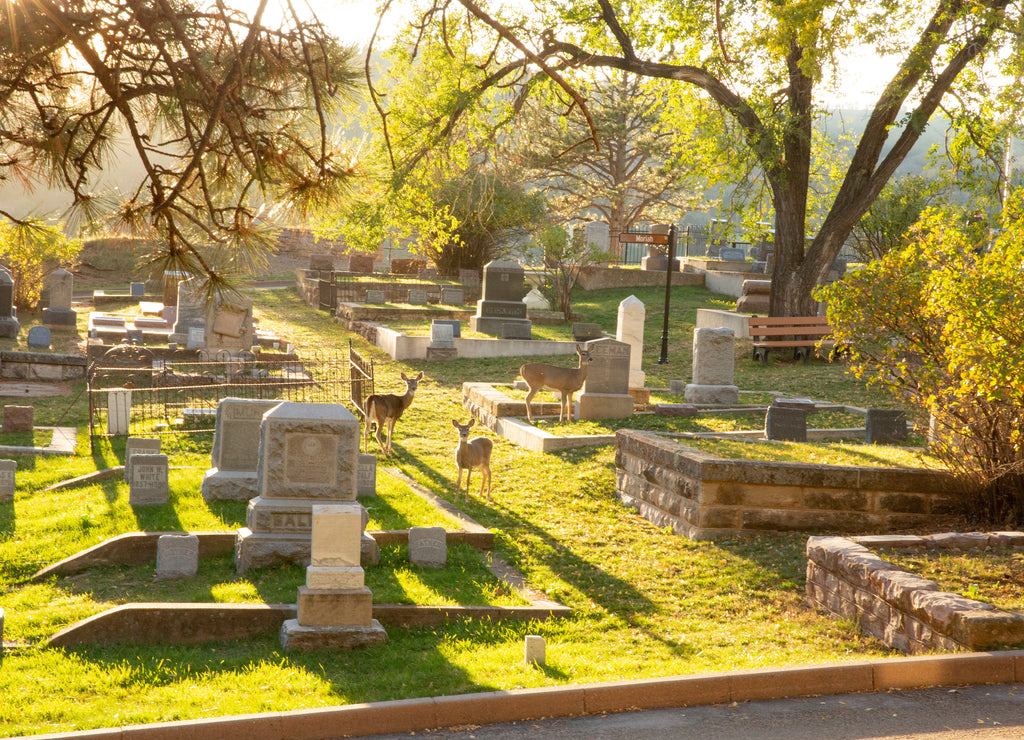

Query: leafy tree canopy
0 0 361 298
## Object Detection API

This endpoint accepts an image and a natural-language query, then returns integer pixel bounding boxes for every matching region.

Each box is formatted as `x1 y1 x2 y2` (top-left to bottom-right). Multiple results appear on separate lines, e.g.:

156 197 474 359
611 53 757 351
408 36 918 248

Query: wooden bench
747 315 834 364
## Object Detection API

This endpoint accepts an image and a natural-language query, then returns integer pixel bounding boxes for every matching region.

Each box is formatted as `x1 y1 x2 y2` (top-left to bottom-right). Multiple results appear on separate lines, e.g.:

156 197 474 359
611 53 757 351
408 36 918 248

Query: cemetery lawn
877 549 1024 612
0 282 942 735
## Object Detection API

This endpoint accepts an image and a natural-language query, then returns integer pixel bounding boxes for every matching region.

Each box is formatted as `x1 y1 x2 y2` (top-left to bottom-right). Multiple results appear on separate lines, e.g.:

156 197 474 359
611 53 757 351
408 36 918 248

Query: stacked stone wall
806 533 1024 653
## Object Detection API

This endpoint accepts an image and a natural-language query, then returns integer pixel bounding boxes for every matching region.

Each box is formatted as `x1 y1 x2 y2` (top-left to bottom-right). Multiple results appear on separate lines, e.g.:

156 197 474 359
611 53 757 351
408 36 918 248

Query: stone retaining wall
806 533 1024 653
577 266 704 290
295 269 481 309
0 350 87 381
615 429 960 540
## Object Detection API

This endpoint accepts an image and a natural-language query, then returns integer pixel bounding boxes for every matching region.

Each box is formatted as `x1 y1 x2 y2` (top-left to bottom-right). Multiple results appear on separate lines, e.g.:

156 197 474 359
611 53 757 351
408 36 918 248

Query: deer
519 343 592 423
363 371 423 455
452 418 493 502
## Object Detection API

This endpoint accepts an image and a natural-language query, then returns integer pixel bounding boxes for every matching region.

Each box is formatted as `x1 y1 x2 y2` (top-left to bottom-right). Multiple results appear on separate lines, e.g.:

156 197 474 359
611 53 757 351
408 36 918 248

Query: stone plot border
0 426 76 457
806 532 1024 654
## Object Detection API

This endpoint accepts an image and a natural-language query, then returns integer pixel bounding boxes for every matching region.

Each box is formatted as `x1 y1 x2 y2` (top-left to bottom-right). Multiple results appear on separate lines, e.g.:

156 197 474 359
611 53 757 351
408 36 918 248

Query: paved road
366 684 1024 740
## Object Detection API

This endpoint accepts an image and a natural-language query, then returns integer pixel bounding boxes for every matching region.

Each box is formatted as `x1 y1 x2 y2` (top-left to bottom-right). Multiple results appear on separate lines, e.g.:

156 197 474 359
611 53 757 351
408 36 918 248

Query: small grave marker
0 459 16 502
129 453 169 505
408 526 446 567
156 534 199 578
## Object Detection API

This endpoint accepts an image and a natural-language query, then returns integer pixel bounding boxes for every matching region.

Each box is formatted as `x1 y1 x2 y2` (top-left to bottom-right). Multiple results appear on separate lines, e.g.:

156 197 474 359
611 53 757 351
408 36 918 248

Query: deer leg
456 467 465 501
523 386 537 422
480 463 491 501
384 419 395 455
565 392 574 423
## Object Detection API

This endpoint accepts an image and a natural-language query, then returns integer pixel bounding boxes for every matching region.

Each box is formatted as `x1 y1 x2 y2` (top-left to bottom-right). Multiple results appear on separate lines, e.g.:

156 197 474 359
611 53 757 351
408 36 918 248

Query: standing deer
363 371 423 455
452 418 493 502
519 343 592 423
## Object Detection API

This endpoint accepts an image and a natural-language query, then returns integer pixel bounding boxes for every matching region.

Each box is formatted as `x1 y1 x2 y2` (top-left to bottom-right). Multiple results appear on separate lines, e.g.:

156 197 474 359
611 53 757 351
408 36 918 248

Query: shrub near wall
615 430 961 540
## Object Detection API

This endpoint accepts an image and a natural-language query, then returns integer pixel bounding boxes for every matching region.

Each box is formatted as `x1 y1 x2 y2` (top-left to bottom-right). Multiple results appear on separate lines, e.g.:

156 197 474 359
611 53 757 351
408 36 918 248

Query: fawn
452 418 493 501
363 371 423 455
519 343 592 422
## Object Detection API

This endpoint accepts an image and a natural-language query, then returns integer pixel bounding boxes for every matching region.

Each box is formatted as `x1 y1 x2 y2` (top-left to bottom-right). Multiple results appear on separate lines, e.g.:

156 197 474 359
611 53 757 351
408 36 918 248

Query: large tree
507 70 703 256
373 0 1019 316
0 0 360 296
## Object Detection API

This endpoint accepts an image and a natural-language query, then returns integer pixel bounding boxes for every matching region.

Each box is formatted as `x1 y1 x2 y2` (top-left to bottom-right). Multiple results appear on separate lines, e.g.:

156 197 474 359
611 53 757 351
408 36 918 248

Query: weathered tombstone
640 224 677 271
523 288 551 311
458 268 481 286
130 282 146 297
469 260 532 338
866 409 908 444
364 289 385 305
441 286 464 305
42 268 77 330
308 254 334 272
348 253 375 273
736 279 771 314
107 389 131 435
124 436 161 481
426 321 457 360
417 267 438 280
0 459 15 502
235 402 364 572
407 288 428 305
280 502 387 651
129 453 170 506
501 322 532 340
432 319 461 338
578 338 634 420
202 398 282 501
765 406 808 442
187 327 205 350
408 526 447 568
205 294 255 354
654 403 699 417
156 534 199 578
357 453 377 497
0 268 20 339
684 328 739 405
720 246 746 261
169 277 206 345
617 295 646 389
585 221 610 252
571 322 603 342
26 326 51 349
524 634 546 666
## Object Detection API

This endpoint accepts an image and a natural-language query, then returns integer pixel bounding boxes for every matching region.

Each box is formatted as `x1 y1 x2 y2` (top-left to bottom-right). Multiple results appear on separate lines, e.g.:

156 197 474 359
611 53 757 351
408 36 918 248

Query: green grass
879 549 1024 611
0 280 931 735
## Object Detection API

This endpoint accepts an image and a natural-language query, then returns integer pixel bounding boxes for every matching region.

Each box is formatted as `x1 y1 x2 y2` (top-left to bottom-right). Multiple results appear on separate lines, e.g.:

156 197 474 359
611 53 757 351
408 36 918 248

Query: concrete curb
20 651 1024 739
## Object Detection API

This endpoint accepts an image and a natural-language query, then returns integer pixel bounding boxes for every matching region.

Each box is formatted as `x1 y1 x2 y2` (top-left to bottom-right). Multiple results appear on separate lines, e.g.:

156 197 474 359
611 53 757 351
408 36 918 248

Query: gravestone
578 338 634 420
357 453 377 497
129 453 170 505
107 389 132 435
459 268 481 286
42 268 77 330
27 326 51 348
202 398 282 501
130 282 146 297
684 328 739 405
441 286 464 305
720 246 746 262
765 406 808 442
156 534 199 579
280 503 387 651
616 295 646 389
308 254 334 272
524 635 546 666
0 459 15 503
431 319 461 338
469 260 532 338
205 294 255 354
640 224 678 271
407 288 428 305
736 279 771 314
0 268 20 339
426 322 457 361
866 409 908 444
169 277 206 345
124 437 161 481
585 221 610 252
348 253 375 273
364 289 385 305
2 406 33 433
235 401 365 572
523 288 550 311
571 323 603 342
417 267 438 280
187 327 205 350
654 403 698 417
408 526 447 567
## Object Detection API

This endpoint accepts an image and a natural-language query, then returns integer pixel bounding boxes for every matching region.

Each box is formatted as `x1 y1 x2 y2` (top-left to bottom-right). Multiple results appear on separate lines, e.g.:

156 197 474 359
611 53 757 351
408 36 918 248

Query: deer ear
468 419 475 428
400 372 408 380
452 419 459 428
416 372 424 380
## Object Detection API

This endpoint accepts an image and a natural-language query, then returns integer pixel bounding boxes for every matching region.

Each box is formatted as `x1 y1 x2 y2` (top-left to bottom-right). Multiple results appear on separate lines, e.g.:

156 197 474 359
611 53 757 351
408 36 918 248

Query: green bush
0 219 82 308
818 209 1024 524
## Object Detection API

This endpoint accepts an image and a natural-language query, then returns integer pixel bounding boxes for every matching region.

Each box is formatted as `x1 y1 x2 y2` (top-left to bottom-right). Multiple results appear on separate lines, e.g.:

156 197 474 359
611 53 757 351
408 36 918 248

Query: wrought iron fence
87 342 374 451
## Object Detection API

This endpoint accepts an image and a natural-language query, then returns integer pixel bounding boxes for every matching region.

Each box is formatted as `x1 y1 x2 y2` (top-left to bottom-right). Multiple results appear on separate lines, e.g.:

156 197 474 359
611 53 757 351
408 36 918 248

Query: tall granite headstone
0 268 19 339
0 459 15 503
169 277 206 345
469 260 531 338
585 221 610 252
42 268 77 330
616 295 646 389
578 338 634 420
235 402 365 572
684 328 740 405
201 397 282 501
